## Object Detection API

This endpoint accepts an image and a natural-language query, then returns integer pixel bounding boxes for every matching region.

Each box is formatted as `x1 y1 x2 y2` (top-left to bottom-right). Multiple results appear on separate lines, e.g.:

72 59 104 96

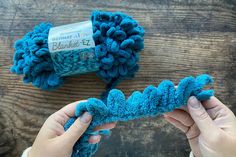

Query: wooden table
0 0 235 157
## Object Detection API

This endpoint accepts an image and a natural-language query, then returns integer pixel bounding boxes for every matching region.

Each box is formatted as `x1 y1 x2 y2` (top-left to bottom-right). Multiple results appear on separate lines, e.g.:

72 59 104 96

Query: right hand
164 96 236 157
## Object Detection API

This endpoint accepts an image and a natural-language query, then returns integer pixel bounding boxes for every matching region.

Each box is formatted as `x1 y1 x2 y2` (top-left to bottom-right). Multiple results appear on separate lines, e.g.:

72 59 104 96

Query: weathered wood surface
0 0 236 157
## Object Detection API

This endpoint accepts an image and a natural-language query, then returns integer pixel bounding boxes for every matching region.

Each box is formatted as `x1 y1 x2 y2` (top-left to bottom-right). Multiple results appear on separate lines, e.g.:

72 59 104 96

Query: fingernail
188 96 200 109
91 135 101 141
89 135 101 144
80 112 92 123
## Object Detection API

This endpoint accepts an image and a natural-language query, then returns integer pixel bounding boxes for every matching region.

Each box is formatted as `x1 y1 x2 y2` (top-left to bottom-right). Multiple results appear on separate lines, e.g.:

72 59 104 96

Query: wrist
189 151 194 157
21 147 32 157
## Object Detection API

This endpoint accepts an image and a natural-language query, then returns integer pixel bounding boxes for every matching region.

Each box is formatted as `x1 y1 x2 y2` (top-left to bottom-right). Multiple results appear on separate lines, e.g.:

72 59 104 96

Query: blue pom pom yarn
10 11 145 91
64 74 214 157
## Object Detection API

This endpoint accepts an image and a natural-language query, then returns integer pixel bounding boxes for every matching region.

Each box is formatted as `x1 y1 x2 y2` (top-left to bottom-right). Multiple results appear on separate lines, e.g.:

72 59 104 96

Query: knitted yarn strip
64 74 214 157
10 11 144 90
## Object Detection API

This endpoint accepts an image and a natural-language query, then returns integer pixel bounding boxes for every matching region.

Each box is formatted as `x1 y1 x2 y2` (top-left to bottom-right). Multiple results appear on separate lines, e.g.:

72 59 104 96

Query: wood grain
0 0 235 157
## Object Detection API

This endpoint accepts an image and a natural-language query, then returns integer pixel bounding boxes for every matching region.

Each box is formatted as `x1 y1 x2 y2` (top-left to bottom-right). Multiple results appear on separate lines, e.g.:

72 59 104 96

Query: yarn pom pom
10 23 63 89
91 11 144 88
10 11 144 90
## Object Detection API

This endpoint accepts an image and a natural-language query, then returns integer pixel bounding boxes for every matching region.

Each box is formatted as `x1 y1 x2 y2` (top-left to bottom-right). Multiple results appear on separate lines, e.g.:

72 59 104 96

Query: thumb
60 112 92 145
187 96 218 137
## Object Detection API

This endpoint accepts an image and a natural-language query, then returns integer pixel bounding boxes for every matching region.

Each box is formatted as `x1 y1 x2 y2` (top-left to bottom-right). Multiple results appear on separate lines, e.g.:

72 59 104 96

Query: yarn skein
10 11 145 91
64 74 214 157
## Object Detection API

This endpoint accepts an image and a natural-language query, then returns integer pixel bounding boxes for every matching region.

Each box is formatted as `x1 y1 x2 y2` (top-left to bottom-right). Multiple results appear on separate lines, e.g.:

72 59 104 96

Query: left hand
29 100 116 157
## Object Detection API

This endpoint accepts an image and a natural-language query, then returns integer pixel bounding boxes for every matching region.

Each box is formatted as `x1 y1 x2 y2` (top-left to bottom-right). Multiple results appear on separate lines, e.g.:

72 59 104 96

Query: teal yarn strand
64 74 214 157
10 11 144 90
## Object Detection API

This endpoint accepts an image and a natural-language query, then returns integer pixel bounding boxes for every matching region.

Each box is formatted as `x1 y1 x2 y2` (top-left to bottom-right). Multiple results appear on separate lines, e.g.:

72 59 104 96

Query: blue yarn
10 11 145 91
64 74 214 157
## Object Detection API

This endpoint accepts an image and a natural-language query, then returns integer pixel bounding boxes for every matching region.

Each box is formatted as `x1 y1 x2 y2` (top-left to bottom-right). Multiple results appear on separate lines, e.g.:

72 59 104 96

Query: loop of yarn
64 74 214 157
10 11 144 90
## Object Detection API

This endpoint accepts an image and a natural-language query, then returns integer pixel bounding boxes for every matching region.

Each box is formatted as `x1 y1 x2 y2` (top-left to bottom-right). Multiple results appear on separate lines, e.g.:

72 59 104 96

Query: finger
203 96 235 118
187 96 219 137
94 123 116 131
88 135 101 144
165 109 194 127
164 115 189 133
54 100 87 125
59 100 87 117
59 112 92 145
206 105 228 120
202 96 225 109
164 115 200 140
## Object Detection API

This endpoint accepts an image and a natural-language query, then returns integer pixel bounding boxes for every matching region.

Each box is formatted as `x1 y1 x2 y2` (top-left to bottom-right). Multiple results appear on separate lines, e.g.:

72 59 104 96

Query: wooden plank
0 0 235 157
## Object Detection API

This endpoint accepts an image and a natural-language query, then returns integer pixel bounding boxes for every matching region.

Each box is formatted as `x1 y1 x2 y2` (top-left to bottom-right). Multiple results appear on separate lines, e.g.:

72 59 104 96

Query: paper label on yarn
48 21 100 77
48 21 95 52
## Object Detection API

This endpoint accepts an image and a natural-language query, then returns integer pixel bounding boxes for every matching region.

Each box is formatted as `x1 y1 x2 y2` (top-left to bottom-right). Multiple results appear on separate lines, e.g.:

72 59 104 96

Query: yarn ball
10 11 145 90
64 74 214 157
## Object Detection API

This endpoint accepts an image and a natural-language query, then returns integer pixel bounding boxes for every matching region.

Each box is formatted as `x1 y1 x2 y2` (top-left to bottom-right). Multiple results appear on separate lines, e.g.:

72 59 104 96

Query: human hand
164 96 236 157
28 100 116 157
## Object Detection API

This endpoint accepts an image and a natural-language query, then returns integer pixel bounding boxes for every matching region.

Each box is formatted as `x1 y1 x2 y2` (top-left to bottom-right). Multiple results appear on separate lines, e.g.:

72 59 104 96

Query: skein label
48 21 100 77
